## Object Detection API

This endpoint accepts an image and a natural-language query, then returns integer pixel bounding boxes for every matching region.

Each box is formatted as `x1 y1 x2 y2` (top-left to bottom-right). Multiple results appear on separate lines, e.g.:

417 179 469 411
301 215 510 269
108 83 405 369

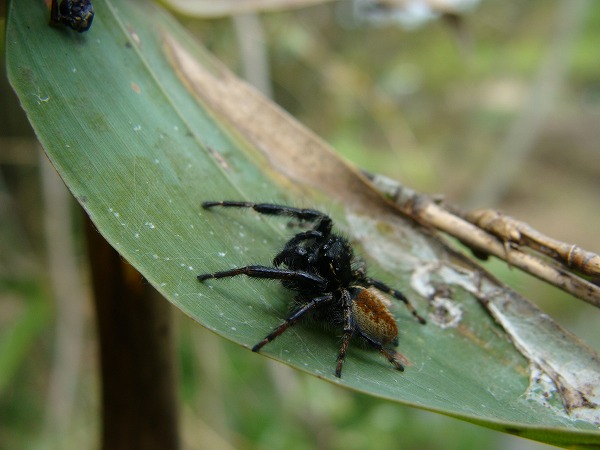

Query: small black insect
197 201 426 377
50 0 94 33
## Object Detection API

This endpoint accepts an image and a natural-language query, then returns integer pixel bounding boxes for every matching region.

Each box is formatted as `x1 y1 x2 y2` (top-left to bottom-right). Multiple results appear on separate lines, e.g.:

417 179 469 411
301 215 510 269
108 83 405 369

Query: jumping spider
50 0 94 32
197 201 426 378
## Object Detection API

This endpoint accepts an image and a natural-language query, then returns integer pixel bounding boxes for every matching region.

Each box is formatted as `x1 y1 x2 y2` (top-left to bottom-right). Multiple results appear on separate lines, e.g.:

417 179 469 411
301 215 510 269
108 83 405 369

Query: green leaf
6 0 600 446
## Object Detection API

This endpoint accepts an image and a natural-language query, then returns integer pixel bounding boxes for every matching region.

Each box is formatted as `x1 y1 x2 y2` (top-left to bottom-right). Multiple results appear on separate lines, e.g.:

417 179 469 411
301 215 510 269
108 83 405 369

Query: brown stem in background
84 216 179 450
40 154 86 441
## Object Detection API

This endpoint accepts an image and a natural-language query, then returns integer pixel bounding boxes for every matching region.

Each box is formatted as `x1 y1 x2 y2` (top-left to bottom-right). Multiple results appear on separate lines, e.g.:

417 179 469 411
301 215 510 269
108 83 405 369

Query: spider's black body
50 0 94 32
197 201 426 377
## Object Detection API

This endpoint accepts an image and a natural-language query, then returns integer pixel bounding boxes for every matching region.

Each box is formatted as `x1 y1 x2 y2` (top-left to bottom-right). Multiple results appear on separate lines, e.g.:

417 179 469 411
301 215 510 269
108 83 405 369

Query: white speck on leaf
33 90 50 103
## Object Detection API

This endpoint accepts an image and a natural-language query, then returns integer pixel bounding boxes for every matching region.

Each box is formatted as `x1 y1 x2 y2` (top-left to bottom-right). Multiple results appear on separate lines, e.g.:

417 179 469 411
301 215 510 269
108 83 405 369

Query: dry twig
463 209 600 278
363 171 600 309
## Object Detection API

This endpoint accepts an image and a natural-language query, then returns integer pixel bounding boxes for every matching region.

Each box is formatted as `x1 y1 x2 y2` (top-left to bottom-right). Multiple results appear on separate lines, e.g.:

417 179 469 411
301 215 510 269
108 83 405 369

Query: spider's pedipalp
273 230 323 266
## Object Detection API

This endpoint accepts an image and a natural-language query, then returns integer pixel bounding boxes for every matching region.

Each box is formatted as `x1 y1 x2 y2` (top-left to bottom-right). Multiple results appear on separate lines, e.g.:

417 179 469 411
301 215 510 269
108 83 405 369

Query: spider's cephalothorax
197 201 426 377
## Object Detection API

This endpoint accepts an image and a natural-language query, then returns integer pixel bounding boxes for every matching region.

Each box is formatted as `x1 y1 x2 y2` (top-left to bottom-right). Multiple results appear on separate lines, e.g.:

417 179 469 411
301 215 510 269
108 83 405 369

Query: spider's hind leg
363 277 427 324
358 330 405 372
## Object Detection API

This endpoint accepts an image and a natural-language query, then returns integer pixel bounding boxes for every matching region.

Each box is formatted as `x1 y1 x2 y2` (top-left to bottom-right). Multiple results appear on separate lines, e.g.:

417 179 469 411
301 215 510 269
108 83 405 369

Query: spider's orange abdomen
352 288 399 346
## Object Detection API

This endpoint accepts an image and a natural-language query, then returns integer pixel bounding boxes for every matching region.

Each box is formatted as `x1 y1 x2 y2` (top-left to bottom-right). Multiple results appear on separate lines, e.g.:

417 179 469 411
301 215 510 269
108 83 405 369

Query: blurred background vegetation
1 0 599 448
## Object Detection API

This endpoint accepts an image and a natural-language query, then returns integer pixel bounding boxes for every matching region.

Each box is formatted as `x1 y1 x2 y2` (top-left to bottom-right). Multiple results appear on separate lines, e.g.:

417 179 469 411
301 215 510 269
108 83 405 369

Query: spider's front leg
202 201 333 235
197 265 327 291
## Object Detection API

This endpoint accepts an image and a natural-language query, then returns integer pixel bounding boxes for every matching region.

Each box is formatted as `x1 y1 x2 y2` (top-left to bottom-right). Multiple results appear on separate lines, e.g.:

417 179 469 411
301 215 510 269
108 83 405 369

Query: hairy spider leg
357 330 405 372
202 201 333 235
50 0 60 24
197 265 327 290
363 277 427 324
273 230 323 266
252 294 333 352
335 290 356 377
